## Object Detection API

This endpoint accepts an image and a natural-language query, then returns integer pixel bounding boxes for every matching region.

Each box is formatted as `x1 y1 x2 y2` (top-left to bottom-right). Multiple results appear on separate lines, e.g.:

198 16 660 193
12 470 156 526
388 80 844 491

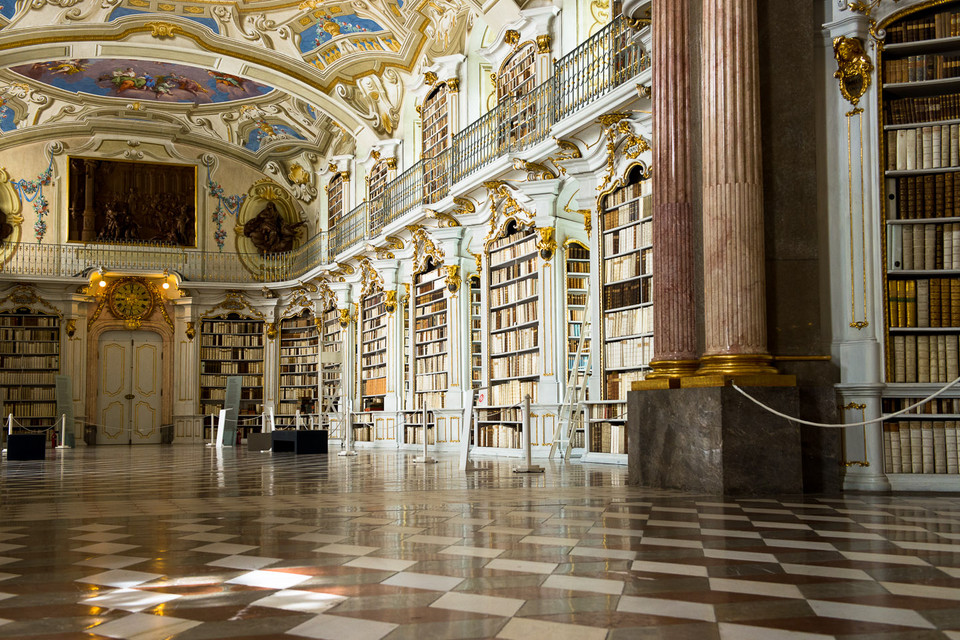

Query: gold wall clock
109 278 154 328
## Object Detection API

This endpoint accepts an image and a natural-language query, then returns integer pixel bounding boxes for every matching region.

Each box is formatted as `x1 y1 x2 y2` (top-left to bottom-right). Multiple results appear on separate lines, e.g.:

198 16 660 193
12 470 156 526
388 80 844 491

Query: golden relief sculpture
384 290 398 313
833 36 873 107
425 208 460 227
444 265 461 293
536 227 556 261
146 22 180 39
338 307 351 327
185 321 196 341
512 158 557 180
266 322 278 340
410 225 446 275
65 318 77 338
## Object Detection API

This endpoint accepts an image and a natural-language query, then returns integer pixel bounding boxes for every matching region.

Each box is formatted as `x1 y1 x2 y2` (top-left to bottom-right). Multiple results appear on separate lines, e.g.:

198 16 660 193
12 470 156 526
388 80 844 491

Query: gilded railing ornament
833 36 873 108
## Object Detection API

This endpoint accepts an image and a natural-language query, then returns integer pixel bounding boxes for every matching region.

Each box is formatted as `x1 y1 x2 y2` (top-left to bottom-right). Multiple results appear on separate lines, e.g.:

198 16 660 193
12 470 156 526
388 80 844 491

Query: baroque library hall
0 1 958 639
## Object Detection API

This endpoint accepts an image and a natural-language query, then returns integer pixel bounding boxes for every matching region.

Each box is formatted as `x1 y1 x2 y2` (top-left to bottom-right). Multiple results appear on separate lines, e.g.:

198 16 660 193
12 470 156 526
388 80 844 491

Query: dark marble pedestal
628 386 802 495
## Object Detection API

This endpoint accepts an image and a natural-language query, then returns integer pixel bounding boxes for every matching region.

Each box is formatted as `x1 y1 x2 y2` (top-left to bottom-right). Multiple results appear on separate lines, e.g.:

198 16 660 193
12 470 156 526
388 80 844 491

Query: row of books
489 379 538 405
569 308 586 323
883 397 960 415
565 276 588 291
362 377 386 396
602 179 648 207
590 423 626 454
491 300 537 329
415 354 448 373
279 388 317 400
604 278 652 310
490 278 537 306
404 425 437 445
282 317 316 329
1 402 56 418
362 303 386 318
0 355 59 369
604 251 651 282
603 199 651 232
475 425 522 449
361 337 386 354
490 259 537 286
605 306 654 338
363 353 387 367
883 421 960 474
606 370 647 401
885 93 960 125
416 300 446 316
0 387 55 401
887 278 960 327
604 336 653 370
896 223 960 271
415 313 447 331
416 289 445 307
412 391 445 410
202 362 263 375
200 334 263 347
361 318 386 333
279 346 318 357
0 372 54 385
603 222 652 255
352 425 374 442
889 333 960 382
884 54 960 84
280 334 318 345
0 342 58 354
489 233 536 258
0 329 57 341
279 364 317 374
199 347 263 360
887 125 960 171
415 371 448 391
568 292 587 306
884 10 960 44
491 326 538 353
199 374 262 387
479 407 522 423
566 260 589 274
202 321 263 335
0 315 57 327
491 351 539 378
414 339 446 356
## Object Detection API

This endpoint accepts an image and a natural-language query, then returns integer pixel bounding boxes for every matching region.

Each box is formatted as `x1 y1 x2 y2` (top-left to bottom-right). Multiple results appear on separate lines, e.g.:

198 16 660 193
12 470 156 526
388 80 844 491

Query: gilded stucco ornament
833 36 873 107
65 318 77 338
266 322 278 340
146 22 180 39
185 321 196 341
425 208 461 227
384 290 398 313
512 158 557 180
444 265 461 293
536 227 556 261
338 307 351 327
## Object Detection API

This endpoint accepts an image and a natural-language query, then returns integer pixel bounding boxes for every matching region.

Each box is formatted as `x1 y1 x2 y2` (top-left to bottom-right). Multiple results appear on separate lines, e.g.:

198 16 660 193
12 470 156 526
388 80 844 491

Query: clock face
110 279 154 320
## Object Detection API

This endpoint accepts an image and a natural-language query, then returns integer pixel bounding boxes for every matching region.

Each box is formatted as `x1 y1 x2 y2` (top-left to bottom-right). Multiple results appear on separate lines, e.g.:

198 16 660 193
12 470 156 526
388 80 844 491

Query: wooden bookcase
199 313 264 437
356 291 386 442
592 169 653 456
405 262 447 445
565 242 590 451
0 309 60 428
422 84 449 203
277 309 318 426
320 305 343 436
497 43 538 146
880 2 960 475
477 222 539 450
470 275 483 389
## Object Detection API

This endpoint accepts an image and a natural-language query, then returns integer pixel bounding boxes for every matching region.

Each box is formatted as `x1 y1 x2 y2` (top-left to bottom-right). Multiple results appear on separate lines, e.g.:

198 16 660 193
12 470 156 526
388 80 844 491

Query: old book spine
918 335 931 383
925 224 937 270
906 279 918 327
907 334 918 382
894 335 907 383
918 278 930 327
931 277 942 327
904 226 915 270
947 334 959 381
922 420 934 473
890 423 903 473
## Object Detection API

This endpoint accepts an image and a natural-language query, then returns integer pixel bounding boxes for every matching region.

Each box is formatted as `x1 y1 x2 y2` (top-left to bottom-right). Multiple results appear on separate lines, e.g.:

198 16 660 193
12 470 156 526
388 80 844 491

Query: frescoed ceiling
0 0 478 188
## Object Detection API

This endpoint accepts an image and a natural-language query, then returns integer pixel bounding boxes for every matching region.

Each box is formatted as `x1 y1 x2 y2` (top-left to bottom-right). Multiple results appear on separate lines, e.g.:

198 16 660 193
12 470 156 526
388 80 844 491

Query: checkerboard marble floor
0 446 959 639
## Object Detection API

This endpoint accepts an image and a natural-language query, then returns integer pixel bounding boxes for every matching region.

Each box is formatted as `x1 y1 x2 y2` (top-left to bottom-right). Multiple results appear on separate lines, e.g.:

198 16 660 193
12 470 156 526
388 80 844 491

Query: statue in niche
242 201 305 254
0 207 12 242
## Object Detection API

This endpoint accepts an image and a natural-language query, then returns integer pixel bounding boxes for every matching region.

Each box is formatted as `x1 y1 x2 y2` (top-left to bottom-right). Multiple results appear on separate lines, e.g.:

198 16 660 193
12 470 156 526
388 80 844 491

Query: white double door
97 330 163 444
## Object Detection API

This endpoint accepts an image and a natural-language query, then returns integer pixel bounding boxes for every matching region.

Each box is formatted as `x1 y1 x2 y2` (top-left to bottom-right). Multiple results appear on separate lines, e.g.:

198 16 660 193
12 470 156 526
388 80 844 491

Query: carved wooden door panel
97 330 162 444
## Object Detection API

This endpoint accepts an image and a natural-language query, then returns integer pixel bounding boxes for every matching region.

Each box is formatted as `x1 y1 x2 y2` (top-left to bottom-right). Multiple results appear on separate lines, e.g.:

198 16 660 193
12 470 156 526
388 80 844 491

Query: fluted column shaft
649 0 698 377
698 0 774 373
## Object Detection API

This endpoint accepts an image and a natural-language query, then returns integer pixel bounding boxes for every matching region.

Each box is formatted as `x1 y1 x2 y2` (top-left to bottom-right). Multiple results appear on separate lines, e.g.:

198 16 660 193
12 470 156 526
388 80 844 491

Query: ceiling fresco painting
0 102 14 132
299 12 387 53
11 59 272 104
0 2 14 21
245 123 306 152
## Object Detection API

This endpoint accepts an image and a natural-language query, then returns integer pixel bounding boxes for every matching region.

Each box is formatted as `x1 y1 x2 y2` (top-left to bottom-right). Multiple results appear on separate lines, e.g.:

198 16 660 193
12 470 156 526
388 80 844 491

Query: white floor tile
74 555 149 570
314 543 380 556
497 617 608 640
542 574 624 595
939 566 960 579
631 560 708 577
252 589 347 613
430 591 524 617
287 613 398 640
440 545 504 559
781 563 872 581
750 521 812 531
618 594 716 622
69 533 130 543
815 530 885 541
587 526 644 538
881 581 960 601
180 532 237 542
207 555 281 570
841 550 930 566
718 622 834 640
289 533 347 544
700 528 763 539
381 571 463 591
81 588 180 612
77 569 163 588
762 539 836 552
709 578 804 599
808 598 935 629
485 558 557 574
520 535 580 547
703 549 779 564
227 569 312 589
191 542 258 555
0 573 17 583
480 526 534 536
569 546 636 561
640 537 703 549
344 556 417 572
90 612 201 640
73 542 138 555
404 534 463 545
894 540 960 553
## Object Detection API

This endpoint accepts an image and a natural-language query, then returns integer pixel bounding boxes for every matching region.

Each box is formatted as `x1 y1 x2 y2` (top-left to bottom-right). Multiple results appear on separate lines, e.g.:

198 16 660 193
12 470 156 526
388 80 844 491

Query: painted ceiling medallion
10 59 273 104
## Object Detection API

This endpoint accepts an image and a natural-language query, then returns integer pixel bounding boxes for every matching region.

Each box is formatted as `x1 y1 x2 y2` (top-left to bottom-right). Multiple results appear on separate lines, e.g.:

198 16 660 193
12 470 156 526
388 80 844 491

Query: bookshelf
497 43 537 145
369 159 390 232
277 309 318 426
881 3 960 476
592 169 653 456
404 261 447 445
422 83 449 202
0 309 60 428
565 242 590 451
199 313 264 438
470 275 482 389
320 304 342 436
477 222 539 450
356 291 387 442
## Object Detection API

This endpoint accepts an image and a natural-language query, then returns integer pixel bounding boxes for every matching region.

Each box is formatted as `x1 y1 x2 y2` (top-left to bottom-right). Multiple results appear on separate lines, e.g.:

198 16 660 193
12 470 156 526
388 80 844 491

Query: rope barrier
732 373 960 428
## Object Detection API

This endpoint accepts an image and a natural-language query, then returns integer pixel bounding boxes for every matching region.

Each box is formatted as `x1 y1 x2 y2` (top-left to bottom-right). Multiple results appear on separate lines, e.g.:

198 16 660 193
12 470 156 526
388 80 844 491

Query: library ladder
548 298 592 461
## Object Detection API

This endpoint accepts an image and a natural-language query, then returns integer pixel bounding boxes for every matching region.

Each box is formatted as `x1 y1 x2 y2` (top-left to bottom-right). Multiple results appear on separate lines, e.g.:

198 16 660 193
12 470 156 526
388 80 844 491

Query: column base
646 359 700 379
842 469 892 493
695 353 779 376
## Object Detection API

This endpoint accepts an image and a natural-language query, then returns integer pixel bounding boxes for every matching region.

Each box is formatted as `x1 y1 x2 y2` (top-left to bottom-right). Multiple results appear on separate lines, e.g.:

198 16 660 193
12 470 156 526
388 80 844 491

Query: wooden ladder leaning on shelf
548 296 591 461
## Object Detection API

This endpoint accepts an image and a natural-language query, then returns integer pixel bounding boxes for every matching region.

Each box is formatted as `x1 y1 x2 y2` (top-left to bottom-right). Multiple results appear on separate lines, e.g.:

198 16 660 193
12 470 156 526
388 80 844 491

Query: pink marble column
697 0 776 375
648 0 698 378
